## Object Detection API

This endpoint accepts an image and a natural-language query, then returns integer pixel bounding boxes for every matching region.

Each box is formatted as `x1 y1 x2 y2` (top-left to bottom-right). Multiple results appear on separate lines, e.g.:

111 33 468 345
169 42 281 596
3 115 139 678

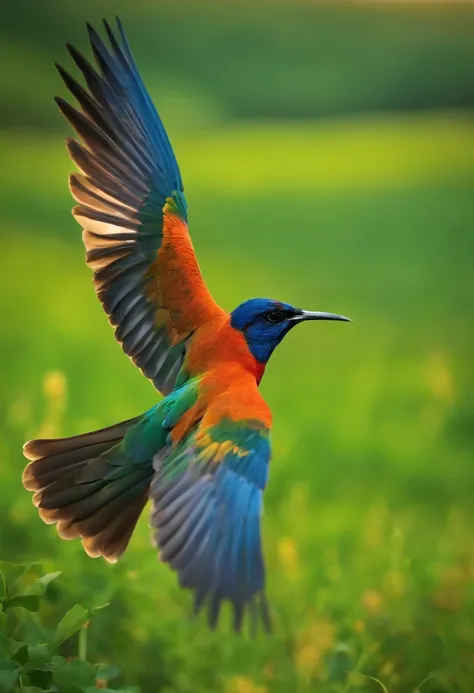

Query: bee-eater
22 18 350 633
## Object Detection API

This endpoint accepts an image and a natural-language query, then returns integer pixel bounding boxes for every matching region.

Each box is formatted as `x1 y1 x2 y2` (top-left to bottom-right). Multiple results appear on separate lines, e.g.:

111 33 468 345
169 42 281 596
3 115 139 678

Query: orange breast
170 322 271 443
171 364 272 444
185 319 265 382
200 366 273 429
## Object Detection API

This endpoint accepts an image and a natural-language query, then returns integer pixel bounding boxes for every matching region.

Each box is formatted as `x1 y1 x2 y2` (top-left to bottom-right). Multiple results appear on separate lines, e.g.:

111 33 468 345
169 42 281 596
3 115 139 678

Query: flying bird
22 18 350 633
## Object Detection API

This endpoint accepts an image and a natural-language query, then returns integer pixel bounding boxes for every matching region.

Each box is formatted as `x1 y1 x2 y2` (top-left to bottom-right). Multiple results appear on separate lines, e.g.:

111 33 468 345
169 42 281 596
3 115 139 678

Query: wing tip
54 95 76 121
65 41 78 60
85 21 96 39
55 61 65 77
65 136 81 155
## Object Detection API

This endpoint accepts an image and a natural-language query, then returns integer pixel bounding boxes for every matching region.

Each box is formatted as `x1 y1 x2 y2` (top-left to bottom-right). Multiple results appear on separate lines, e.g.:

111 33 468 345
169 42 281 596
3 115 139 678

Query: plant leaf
0 638 29 665
26 668 54 689
0 659 21 693
30 572 62 596
8 568 61 601
52 606 89 650
52 655 95 691
4 595 41 613
359 673 390 693
95 664 121 682
0 563 29 600
26 644 51 670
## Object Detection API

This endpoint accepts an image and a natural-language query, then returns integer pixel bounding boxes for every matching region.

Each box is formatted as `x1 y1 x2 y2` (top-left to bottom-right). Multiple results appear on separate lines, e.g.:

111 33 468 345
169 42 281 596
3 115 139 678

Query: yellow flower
43 370 67 400
38 370 68 438
277 536 300 582
380 661 395 676
294 619 335 680
425 351 454 404
361 590 384 614
225 676 267 693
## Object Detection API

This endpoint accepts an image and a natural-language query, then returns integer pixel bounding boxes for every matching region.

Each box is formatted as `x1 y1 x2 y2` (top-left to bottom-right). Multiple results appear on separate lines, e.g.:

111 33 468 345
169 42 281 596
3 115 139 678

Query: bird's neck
245 340 278 367
185 318 267 385
253 359 266 386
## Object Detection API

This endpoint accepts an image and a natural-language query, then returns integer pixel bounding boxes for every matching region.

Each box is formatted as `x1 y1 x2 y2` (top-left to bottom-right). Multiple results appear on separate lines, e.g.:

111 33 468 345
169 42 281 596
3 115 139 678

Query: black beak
293 310 352 323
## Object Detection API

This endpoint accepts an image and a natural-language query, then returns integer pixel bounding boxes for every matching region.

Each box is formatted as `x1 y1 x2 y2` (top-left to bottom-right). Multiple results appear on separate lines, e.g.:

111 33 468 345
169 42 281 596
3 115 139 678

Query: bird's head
230 298 351 364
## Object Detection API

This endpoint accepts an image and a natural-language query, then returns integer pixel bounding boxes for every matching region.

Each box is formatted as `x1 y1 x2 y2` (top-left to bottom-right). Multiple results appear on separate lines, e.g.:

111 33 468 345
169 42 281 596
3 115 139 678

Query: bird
22 18 350 634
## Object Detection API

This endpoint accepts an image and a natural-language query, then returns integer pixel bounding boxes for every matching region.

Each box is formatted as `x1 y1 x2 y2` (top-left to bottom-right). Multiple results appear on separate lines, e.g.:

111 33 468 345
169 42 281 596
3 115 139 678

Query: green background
1 1 474 691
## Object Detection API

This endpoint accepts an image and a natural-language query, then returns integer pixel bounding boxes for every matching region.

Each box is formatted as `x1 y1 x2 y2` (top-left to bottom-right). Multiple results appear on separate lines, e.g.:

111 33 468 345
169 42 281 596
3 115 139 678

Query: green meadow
2 107 474 692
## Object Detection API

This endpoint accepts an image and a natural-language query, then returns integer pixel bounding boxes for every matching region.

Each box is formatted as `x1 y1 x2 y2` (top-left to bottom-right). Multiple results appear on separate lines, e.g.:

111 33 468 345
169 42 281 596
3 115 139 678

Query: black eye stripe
238 307 293 331
266 310 285 323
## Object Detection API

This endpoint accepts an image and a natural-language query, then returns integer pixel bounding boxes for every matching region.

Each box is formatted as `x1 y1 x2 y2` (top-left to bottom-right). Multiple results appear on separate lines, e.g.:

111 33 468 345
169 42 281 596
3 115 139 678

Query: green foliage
0 561 60 613
0 561 132 693
1 0 474 128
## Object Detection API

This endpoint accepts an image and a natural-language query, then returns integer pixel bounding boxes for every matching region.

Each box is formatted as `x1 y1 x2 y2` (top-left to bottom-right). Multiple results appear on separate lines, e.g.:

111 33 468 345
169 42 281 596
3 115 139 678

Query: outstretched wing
150 415 272 634
56 19 226 395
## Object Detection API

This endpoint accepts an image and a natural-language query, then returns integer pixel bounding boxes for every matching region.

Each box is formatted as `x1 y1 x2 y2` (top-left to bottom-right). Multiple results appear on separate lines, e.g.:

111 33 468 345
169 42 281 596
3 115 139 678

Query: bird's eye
266 310 285 323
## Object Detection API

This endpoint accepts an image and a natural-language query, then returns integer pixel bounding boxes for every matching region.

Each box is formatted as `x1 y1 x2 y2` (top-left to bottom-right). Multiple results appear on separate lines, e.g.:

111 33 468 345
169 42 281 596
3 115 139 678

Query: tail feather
23 416 153 562
81 494 148 559
23 416 137 464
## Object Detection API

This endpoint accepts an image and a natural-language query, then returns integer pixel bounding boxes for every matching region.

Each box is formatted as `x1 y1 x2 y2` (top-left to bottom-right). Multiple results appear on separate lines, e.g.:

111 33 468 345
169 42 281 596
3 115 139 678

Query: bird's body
22 18 349 632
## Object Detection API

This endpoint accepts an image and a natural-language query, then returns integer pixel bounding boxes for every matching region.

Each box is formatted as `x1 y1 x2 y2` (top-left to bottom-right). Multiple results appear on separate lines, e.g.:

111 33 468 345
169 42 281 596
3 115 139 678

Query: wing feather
57 19 226 395
150 415 272 633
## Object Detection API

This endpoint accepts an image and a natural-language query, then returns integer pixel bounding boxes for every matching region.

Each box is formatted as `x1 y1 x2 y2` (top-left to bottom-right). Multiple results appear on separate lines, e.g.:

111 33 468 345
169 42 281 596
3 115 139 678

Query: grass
2 110 474 692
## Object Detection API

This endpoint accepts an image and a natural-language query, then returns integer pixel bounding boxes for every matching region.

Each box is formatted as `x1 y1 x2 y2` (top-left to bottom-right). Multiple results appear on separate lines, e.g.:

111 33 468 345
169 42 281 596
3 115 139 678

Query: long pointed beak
295 310 352 323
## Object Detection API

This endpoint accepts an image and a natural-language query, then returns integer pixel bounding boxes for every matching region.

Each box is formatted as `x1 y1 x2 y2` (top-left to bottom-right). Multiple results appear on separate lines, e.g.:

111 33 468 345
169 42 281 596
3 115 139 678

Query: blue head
230 298 350 364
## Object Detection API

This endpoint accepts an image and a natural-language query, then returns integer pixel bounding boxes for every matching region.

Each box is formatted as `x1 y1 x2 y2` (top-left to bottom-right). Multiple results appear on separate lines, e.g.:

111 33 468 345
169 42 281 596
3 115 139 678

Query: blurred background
1 0 474 691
